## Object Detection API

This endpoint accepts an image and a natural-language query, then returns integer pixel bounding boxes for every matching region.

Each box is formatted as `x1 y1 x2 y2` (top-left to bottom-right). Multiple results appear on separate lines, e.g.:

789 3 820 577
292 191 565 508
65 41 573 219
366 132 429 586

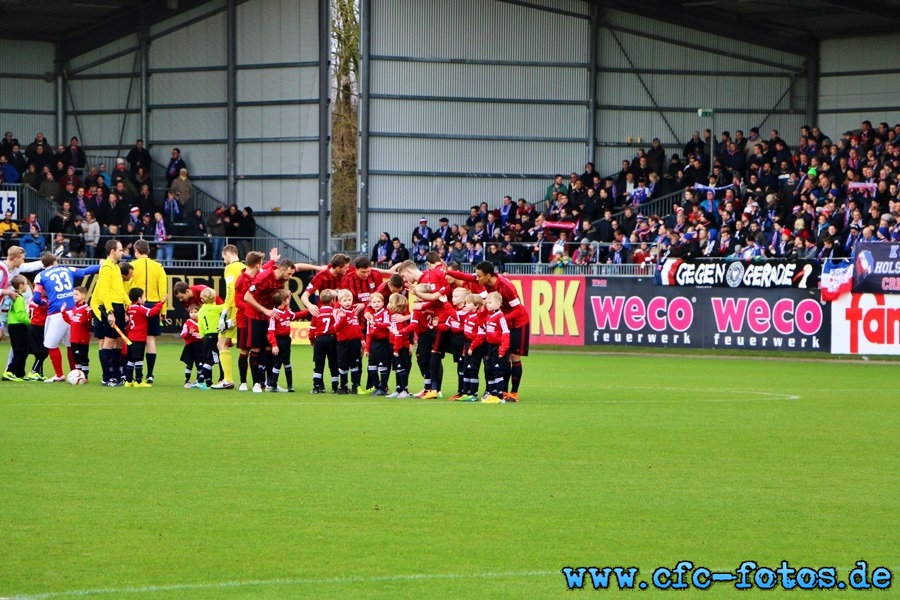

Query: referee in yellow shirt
90 239 128 387
211 244 245 389
128 239 168 384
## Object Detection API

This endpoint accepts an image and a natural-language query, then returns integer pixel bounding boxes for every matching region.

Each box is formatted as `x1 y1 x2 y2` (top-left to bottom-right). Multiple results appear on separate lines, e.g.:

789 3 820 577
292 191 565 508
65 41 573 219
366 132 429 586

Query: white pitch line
4 389 801 408
6 570 558 599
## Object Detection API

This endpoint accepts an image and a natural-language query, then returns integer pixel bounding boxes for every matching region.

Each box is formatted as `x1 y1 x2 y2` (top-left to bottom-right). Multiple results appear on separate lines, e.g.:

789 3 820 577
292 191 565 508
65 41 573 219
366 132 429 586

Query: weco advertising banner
851 242 900 293
831 293 900 355
655 258 820 289
586 278 831 352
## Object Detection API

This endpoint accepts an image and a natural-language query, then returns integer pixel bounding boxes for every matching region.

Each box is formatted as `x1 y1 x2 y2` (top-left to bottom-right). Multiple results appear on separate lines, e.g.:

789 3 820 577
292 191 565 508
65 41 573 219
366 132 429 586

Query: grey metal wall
365 0 591 249
595 9 809 178
363 0 816 251
818 35 900 139
52 0 323 260
67 35 141 154
0 40 55 147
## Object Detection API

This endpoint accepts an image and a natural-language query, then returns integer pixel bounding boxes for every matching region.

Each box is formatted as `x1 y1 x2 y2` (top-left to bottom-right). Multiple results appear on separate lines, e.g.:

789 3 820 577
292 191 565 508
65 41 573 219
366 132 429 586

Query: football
66 369 86 385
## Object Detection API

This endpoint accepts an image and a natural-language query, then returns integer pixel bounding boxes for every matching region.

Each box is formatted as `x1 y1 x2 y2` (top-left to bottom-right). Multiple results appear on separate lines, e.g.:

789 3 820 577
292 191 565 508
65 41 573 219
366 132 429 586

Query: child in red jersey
402 282 437 398
445 287 469 401
180 305 203 388
480 291 510 403
266 289 310 392
309 289 339 393
124 287 167 386
363 292 392 396
386 293 411 398
24 286 49 381
334 288 363 394
460 293 486 401
61 286 93 382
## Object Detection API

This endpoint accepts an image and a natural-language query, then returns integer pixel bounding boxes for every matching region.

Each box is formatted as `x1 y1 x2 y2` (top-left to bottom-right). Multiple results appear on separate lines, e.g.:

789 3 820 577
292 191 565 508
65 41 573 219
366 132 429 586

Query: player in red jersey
173 282 223 309
445 261 486 295
243 258 296 392
341 256 386 313
266 289 310 392
308 288 339 393
124 287 168 386
300 253 351 315
233 251 275 390
61 286 93 381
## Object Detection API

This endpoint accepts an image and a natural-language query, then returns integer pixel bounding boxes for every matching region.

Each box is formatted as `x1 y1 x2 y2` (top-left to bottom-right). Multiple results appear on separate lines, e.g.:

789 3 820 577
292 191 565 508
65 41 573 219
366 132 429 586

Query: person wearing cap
66 213 86 257
431 217 451 244
410 217 432 249
128 205 142 228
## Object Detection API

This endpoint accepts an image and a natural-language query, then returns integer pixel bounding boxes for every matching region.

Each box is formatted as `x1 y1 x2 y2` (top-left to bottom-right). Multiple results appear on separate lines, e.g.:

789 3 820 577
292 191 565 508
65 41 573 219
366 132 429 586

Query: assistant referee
90 239 129 386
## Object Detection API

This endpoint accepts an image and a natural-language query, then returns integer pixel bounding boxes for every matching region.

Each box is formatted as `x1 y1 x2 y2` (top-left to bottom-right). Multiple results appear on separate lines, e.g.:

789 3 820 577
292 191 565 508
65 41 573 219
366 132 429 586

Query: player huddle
1 243 530 402
297 252 530 402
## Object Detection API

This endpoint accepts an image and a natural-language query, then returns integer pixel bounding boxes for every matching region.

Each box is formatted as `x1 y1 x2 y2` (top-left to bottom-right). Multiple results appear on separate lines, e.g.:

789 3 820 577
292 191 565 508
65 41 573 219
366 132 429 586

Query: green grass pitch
1 344 897 598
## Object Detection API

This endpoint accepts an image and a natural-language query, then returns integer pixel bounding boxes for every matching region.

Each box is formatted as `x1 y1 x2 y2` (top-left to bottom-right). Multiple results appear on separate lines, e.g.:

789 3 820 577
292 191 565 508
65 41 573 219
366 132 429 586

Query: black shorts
237 321 250 351
250 318 268 349
97 303 127 340
416 328 436 361
127 341 147 363
368 337 392 369
71 342 90 366
28 324 47 356
450 332 465 362
509 322 530 357
144 301 161 337
180 342 204 366
431 329 452 355
273 335 292 365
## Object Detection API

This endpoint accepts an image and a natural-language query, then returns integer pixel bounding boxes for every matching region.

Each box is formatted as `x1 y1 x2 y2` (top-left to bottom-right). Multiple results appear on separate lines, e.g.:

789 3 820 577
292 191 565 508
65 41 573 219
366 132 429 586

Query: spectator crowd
370 120 900 271
1 131 257 264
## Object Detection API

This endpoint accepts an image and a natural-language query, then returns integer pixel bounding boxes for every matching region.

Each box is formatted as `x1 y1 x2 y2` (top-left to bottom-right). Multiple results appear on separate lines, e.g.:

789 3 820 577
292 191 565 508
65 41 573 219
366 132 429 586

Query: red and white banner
831 293 900 355
820 259 854 302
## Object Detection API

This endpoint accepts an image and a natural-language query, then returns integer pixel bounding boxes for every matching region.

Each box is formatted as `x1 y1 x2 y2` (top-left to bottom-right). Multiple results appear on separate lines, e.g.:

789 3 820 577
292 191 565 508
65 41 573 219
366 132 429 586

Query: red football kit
61 302 92 344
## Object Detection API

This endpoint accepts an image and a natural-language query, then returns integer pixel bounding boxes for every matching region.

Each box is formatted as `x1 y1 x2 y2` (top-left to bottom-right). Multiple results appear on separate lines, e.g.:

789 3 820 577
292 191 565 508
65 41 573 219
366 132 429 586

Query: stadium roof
602 0 900 55
0 0 213 56
2 0 900 58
